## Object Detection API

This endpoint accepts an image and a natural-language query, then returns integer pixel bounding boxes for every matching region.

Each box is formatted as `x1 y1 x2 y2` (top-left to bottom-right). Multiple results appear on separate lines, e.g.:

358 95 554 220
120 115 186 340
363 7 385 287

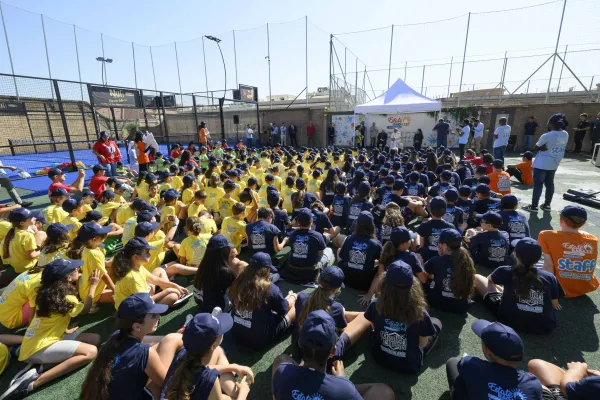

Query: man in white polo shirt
493 117 511 162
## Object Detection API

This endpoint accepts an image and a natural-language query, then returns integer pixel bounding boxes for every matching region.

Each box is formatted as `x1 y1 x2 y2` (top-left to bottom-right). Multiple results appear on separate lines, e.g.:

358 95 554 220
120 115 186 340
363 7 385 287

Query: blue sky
0 0 598 101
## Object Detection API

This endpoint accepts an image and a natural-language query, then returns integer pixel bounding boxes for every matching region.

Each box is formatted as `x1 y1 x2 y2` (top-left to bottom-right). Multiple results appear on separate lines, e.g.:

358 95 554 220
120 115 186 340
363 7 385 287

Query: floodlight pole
201 37 209 103
233 30 239 87
267 23 272 109
447 56 453 98
545 0 568 104
0 2 18 98
458 12 471 107
328 34 333 110
387 24 394 89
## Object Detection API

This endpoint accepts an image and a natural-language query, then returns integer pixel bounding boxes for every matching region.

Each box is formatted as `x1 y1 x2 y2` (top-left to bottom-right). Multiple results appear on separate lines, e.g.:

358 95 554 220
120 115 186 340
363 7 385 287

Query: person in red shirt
506 151 534 185
92 131 122 177
88 165 109 200
462 149 484 167
307 122 316 147
47 168 85 196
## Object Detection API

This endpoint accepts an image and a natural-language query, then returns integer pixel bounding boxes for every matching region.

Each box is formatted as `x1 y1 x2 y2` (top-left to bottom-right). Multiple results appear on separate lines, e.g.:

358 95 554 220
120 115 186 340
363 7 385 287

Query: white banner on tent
364 113 460 148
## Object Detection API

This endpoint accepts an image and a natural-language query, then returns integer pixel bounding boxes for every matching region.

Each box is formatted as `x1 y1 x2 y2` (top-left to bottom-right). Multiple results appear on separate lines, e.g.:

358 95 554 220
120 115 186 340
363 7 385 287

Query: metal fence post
73 25 84 101
40 15 54 101
43 103 56 152
110 108 120 141
458 12 471 107
174 42 183 105
267 23 272 109
328 34 333 110
192 95 199 133
132 42 138 89
202 37 209 96
150 47 158 92
140 89 149 131
387 25 394 89
556 44 568 95
79 103 91 147
233 30 239 87
24 111 37 153
219 98 225 142
160 92 170 149
53 80 78 168
0 2 19 98
545 0 568 104
305 16 309 106
447 56 454 98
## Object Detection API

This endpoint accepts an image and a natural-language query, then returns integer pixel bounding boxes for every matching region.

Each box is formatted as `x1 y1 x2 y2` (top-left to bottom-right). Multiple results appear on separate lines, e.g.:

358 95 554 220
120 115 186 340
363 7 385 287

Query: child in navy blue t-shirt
528 358 600 399
246 207 288 257
417 196 455 263
330 182 351 231
365 263 442 374
446 320 543 399
456 185 475 227
424 229 475 314
272 310 394 400
267 191 291 241
442 188 466 231
498 194 531 242
466 211 511 269
474 238 564 334
473 184 501 215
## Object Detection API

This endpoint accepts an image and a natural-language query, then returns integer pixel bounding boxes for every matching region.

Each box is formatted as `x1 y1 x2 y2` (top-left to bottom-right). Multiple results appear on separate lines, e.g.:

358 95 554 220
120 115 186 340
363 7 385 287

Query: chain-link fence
0 73 258 179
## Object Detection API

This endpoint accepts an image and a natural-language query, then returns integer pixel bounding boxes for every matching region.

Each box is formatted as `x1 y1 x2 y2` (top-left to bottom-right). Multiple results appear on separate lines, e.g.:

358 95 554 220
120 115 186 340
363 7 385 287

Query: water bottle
212 307 222 316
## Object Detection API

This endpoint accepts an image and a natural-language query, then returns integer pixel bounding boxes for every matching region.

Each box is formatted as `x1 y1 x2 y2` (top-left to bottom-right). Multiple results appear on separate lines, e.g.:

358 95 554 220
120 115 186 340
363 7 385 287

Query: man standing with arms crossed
433 118 450 148
473 118 484 154
493 117 511 162
288 123 297 147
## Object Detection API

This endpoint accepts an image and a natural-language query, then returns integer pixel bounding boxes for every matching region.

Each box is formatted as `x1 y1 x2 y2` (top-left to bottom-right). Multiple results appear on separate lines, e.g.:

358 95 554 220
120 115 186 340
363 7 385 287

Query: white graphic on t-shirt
348 242 368 270
349 204 362 219
442 276 455 298
442 212 455 224
562 242 594 258
508 219 526 238
487 382 527 400
381 225 392 241
407 186 419 196
488 239 507 262
291 391 324 400
333 202 344 216
428 230 442 251
250 227 266 249
233 309 253 328
517 289 544 313
293 236 309 259
381 319 407 357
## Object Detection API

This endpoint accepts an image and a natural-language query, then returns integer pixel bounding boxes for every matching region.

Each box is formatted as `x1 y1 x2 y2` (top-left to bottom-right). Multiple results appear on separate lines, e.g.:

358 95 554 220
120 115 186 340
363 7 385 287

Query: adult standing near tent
245 124 254 147
327 123 335 146
272 123 280 146
198 121 208 148
377 130 388 151
92 131 122 177
0 162 32 207
591 112 600 153
307 122 316 147
523 114 569 212
433 119 450 148
413 129 424 151
370 122 378 147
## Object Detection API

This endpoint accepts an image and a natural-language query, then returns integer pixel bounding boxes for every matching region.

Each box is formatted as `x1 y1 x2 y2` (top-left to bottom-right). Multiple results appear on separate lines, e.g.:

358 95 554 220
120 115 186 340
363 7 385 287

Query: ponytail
186 216 203 236
512 262 542 299
80 318 141 400
449 246 475 300
111 249 134 282
350 192 366 204
293 189 305 209
66 237 87 260
2 225 16 260
164 352 207 400
379 241 398 269
297 285 334 327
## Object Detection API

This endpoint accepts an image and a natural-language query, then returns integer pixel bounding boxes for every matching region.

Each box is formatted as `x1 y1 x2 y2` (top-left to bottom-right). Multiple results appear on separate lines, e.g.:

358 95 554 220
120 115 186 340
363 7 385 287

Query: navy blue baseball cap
560 205 587 221
384 175 395 185
183 313 233 355
160 171 174 179
438 228 462 244
81 189 95 198
8 208 34 223
46 222 74 237
299 310 337 351
319 265 345 288
42 259 84 284
206 234 234 251
481 211 502 227
62 198 81 213
47 168 64 179
500 194 520 208
266 191 280 205
409 171 420 181
92 164 108 173
475 184 491 194
393 180 405 191
51 188 72 197
513 238 542 265
250 252 277 271
385 260 414 288
134 221 160 238
520 151 533 160
371 204 386 222
296 208 313 226
163 189 179 201
358 181 371 194
472 320 523 362
476 165 488 175
335 182 347 193
183 174 195 184
223 180 237 190
430 196 447 212
77 222 112 241
390 226 417 246
106 177 118 186
444 188 459 202
131 199 147 210
118 292 168 319
356 211 374 226
79 210 102 223
102 189 115 199
440 170 452 180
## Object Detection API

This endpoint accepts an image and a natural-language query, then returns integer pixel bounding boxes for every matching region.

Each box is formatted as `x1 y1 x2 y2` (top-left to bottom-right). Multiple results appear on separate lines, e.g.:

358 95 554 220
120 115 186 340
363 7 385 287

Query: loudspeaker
233 90 241 100
233 115 239 124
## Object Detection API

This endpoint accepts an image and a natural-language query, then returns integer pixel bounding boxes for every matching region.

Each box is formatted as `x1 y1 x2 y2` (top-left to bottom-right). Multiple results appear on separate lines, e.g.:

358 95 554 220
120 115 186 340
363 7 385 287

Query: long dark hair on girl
351 183 370 204
66 235 106 260
144 173 156 186
426 152 438 173
163 346 214 400
353 214 376 238
36 274 78 318
512 254 542 299
193 247 232 292
2 222 20 260
229 264 271 312
111 244 148 282
40 229 70 256
320 169 339 193
292 180 306 209
376 276 426 326
380 240 401 269
297 280 337 327
136 171 148 187
442 238 475 299
80 314 145 400
179 150 192 166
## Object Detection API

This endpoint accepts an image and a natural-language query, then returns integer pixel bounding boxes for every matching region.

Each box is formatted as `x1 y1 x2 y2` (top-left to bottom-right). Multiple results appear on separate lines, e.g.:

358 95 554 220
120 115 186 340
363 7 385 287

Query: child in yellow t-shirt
43 188 70 224
216 180 238 223
181 174 197 205
147 182 161 207
96 190 121 226
239 187 260 223
113 183 129 205
281 176 297 214
198 211 218 235
270 167 283 191
116 198 146 227
18 259 100 396
221 202 247 253
61 198 84 241
307 170 322 197
159 171 174 193
80 189 96 217
71 222 115 306
179 217 212 268
3 208 41 274
37 222 71 267
0 264 42 329
112 235 188 309
171 165 184 191
188 190 208 218
134 173 149 201
204 173 225 213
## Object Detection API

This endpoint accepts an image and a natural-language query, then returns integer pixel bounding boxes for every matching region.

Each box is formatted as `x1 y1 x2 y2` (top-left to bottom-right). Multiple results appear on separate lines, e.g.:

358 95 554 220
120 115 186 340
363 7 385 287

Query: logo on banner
387 116 412 128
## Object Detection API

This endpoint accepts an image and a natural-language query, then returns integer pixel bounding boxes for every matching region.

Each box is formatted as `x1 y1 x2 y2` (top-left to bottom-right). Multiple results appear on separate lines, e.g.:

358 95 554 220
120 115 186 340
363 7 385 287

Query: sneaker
540 204 552 211
0 368 38 400
19 201 33 208
9 364 38 387
269 273 280 283
8 345 20 358
522 205 539 212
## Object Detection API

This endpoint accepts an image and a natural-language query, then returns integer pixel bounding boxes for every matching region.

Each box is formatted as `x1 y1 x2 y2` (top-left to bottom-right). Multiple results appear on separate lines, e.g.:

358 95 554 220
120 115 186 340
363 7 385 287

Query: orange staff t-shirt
488 171 511 194
538 230 599 298
515 161 534 185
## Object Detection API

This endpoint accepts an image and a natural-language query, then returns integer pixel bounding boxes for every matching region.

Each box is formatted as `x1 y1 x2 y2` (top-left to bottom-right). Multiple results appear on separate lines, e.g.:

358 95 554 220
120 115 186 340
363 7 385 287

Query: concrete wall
259 108 327 147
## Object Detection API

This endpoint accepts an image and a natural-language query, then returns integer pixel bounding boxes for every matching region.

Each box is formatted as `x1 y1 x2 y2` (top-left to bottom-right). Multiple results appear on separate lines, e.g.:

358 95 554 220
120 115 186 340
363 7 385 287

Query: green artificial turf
0 153 599 399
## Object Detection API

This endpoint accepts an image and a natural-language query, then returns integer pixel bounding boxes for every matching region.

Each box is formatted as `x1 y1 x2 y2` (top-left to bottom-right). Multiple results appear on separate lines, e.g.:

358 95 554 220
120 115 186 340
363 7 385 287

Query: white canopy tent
354 78 442 114
353 79 442 148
